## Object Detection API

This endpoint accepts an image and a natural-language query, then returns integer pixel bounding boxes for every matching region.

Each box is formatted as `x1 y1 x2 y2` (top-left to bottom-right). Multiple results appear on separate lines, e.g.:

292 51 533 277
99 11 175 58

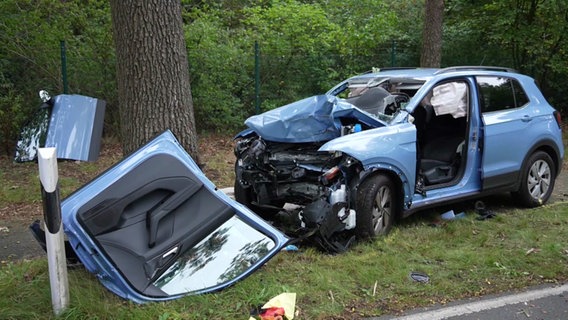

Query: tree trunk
110 0 198 159
420 0 445 68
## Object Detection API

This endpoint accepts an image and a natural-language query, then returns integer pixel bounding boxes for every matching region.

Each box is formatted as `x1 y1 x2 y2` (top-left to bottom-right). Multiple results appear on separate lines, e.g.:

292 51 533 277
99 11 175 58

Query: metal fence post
60 40 68 94
391 40 397 67
255 41 260 114
38 147 69 315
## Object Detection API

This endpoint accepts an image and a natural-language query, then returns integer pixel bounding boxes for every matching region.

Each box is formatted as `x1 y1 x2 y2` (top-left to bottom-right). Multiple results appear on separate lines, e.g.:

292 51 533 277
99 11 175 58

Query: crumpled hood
244 95 386 143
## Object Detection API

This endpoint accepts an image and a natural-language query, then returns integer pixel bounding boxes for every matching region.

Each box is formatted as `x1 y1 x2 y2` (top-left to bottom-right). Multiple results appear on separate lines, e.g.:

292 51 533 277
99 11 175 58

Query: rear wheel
513 151 555 207
355 173 397 239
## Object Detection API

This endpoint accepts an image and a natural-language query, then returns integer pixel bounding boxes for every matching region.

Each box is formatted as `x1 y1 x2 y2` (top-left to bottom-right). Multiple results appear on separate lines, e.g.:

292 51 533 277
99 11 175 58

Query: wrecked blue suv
234 67 564 251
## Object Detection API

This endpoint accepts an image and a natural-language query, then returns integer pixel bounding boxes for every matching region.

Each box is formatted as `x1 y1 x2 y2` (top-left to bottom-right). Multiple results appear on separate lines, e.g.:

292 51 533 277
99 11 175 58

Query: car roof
352 68 439 80
327 66 532 96
360 66 522 79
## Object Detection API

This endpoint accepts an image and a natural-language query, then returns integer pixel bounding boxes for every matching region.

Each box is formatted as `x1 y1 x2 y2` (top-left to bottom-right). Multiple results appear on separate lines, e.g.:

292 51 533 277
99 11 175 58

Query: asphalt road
371 283 568 320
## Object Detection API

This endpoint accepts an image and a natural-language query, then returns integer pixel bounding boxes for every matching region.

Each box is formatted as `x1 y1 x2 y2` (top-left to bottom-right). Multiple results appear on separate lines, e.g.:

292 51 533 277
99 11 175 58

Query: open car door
60 130 289 303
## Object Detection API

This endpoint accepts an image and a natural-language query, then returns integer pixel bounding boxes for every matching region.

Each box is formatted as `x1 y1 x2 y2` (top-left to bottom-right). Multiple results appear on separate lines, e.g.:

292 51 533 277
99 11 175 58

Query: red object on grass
260 306 286 320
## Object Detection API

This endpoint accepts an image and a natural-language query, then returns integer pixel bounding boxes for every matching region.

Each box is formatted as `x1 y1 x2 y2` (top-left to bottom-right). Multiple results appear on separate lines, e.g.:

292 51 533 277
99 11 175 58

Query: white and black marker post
38 147 69 315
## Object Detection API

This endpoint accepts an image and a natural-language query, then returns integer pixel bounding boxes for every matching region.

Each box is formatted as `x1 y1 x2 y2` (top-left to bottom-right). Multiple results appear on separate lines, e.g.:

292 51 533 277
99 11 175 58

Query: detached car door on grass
60 130 289 303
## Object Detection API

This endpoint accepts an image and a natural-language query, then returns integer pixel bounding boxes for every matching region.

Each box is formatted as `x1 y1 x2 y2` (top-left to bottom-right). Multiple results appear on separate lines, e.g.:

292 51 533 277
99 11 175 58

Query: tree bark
420 0 445 68
110 0 198 159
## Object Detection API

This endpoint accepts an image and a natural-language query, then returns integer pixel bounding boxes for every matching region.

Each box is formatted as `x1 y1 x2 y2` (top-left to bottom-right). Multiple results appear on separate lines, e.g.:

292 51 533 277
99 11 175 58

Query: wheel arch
356 167 407 221
523 139 563 179
513 146 557 207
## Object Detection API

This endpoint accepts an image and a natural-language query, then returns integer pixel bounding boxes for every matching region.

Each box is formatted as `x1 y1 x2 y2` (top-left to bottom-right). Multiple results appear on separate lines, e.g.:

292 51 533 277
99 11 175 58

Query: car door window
153 215 275 295
477 76 529 113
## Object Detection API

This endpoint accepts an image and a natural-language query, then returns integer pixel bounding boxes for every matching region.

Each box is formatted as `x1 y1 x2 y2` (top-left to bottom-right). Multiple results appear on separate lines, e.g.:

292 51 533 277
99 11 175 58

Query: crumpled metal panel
244 95 386 143
45 94 106 161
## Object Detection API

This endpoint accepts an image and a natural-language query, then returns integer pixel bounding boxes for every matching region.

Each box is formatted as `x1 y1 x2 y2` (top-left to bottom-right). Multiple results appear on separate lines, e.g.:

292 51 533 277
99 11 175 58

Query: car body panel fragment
14 108 50 162
46 94 106 161
60 130 289 303
15 93 106 162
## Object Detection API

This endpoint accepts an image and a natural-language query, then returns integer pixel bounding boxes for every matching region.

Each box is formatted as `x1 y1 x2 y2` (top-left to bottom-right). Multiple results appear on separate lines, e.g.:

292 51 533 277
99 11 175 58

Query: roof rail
435 66 518 74
363 67 419 74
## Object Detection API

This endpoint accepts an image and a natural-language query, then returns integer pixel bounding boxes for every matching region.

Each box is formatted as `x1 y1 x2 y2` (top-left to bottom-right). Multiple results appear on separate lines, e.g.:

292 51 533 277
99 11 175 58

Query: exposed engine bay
234 134 362 252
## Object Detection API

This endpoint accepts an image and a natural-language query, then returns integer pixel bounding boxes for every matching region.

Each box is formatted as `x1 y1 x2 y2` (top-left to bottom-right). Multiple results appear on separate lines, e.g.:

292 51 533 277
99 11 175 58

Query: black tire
513 151 556 207
355 173 398 239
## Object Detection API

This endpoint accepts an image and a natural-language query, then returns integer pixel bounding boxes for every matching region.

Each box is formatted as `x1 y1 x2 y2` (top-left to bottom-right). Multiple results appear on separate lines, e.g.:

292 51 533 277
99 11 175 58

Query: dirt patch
0 220 44 262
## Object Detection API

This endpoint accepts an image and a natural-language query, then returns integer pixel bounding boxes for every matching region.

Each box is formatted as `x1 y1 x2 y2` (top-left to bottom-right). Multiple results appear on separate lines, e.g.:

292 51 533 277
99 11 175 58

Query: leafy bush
2 0 564 146
242 0 341 107
185 14 254 131
0 76 26 156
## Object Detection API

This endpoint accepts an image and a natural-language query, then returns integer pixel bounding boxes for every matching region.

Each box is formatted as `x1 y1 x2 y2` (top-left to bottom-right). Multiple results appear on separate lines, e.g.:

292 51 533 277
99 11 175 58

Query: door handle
162 246 179 259
522 115 532 122
147 182 202 248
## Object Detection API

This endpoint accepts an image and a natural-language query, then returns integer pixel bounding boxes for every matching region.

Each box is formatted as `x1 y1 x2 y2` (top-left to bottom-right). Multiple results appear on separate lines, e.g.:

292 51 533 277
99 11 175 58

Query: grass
0 133 567 319
0 203 567 319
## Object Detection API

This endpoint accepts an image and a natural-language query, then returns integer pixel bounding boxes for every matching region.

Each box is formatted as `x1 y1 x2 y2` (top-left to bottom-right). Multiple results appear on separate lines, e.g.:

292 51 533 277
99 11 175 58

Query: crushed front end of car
234 74 418 252
235 134 364 252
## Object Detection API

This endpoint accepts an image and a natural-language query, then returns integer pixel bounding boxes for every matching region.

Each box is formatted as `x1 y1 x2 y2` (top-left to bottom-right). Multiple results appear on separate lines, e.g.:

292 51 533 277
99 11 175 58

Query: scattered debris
250 293 297 320
475 201 496 220
440 210 465 221
282 244 299 252
429 219 445 228
410 272 430 283
0 226 9 233
525 248 541 255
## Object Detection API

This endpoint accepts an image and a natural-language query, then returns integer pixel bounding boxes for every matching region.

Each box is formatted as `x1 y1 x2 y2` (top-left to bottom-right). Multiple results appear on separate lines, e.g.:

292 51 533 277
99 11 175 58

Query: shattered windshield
332 75 425 123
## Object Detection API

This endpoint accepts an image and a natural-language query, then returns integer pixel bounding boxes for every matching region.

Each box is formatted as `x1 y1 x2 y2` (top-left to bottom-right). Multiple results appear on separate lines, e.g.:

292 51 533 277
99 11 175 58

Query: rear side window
477 76 529 113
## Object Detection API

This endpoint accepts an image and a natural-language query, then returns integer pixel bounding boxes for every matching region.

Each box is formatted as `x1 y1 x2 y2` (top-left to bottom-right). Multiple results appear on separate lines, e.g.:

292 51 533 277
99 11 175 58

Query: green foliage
382 0 424 68
444 0 568 113
322 0 404 74
0 74 25 155
241 0 342 108
0 0 409 140
0 0 67 155
183 0 406 129
1 0 566 144
184 13 253 131
0 0 117 154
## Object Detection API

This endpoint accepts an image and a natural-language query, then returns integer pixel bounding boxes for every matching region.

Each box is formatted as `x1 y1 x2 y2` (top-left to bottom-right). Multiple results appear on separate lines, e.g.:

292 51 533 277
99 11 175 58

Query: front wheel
355 173 398 239
513 151 556 207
